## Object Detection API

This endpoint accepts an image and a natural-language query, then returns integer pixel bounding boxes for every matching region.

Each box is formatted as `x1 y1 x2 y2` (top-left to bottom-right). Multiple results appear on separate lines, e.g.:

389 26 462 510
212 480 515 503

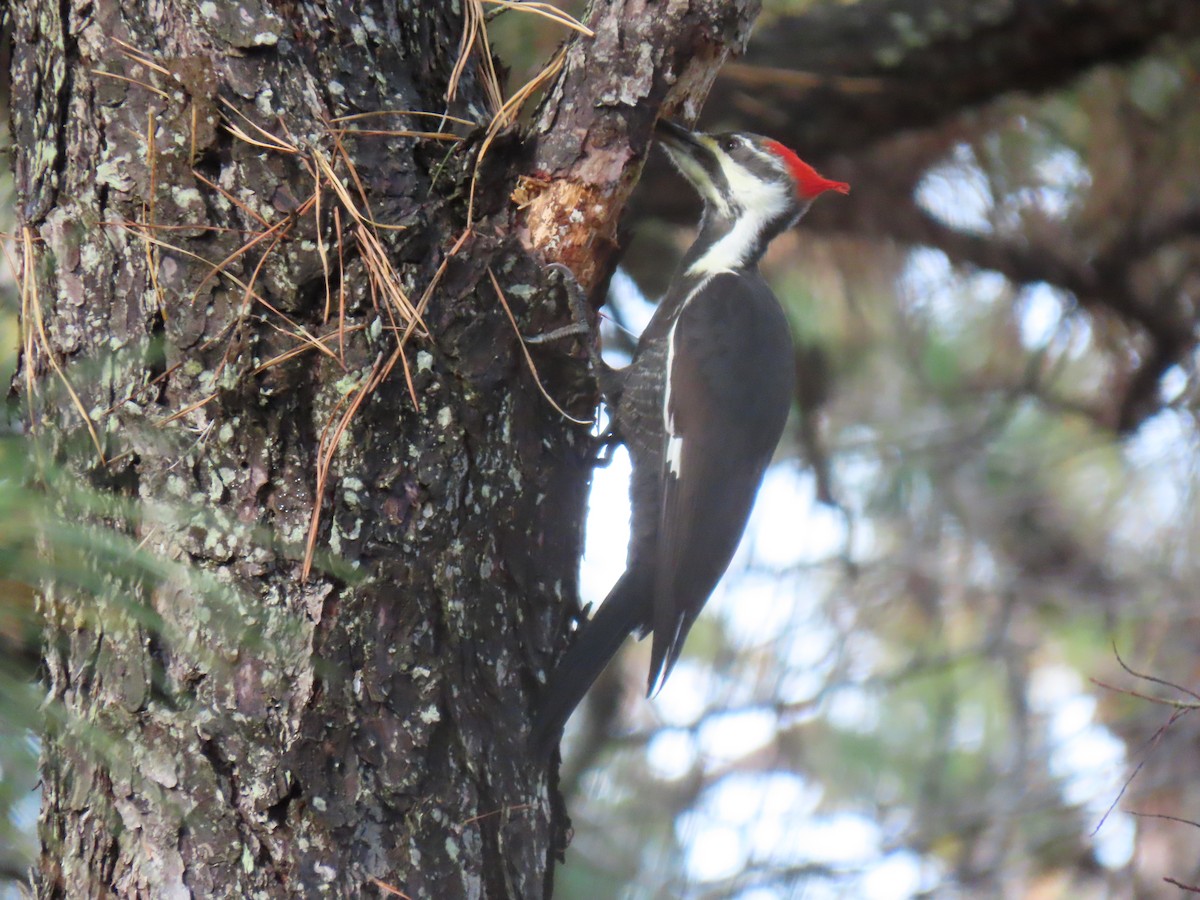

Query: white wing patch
687 155 791 277
666 435 683 476
662 276 717 477
663 318 681 476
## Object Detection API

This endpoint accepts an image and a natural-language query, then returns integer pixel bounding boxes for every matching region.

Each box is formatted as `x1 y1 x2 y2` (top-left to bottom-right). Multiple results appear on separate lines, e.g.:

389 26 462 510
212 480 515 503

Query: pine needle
488 267 591 426
90 70 171 100
21 227 107 462
480 0 593 36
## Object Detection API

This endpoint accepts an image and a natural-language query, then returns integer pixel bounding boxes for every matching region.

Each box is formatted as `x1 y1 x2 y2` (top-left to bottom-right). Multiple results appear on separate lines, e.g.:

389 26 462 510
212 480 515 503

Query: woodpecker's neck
682 197 804 278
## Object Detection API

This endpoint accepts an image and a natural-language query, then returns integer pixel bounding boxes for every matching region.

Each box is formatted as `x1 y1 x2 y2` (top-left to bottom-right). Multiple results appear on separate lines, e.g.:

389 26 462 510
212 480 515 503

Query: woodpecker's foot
595 362 625 410
548 262 592 328
550 264 626 404
525 264 629 414
572 601 594 628
523 263 596 345
523 321 590 345
590 425 621 469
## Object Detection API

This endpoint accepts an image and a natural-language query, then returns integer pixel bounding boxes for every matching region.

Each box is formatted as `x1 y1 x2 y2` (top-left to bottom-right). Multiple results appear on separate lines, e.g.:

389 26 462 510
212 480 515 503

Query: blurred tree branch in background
717 0 1200 155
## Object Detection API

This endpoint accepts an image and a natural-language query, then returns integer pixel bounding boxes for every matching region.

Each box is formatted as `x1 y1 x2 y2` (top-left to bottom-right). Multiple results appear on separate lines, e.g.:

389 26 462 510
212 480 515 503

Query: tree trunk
10 0 755 896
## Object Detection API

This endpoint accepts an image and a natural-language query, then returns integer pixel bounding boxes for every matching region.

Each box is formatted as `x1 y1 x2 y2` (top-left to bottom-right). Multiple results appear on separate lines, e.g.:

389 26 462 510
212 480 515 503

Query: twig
368 878 413 899
479 0 593 36
1165 877 1200 894
487 267 592 426
1112 643 1200 704
1131 811 1200 830
1090 678 1200 710
1093 706 1190 836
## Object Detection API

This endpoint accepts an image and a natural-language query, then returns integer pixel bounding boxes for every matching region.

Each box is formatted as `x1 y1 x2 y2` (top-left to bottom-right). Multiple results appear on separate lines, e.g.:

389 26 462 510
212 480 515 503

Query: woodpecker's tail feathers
528 571 644 756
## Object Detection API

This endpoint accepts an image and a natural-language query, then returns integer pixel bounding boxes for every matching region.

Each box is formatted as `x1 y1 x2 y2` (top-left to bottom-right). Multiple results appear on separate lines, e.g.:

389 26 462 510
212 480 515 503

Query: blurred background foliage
6 0 1200 897
515 2 1200 898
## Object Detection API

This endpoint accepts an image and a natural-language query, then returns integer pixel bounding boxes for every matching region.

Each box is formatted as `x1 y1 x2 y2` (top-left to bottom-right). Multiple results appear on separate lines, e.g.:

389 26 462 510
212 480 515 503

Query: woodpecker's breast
670 270 795 443
615 269 793 471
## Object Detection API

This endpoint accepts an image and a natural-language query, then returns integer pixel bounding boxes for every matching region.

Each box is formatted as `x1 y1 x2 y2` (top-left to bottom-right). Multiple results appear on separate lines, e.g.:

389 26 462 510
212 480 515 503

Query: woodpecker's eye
719 136 739 152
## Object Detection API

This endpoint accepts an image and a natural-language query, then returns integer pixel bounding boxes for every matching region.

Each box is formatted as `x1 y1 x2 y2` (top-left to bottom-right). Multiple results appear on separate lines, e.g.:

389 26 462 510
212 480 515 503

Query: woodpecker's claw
590 426 621 469
549 264 593 336
522 322 589 344
522 264 593 344
524 263 627 452
524 263 625 404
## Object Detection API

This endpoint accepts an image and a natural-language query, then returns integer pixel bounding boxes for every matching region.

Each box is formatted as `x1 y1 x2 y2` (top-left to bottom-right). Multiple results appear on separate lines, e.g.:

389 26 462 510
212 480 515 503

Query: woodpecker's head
655 119 849 273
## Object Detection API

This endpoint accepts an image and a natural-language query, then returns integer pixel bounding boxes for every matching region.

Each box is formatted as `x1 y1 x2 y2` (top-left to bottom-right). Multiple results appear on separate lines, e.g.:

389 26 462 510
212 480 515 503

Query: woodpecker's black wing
646 271 795 695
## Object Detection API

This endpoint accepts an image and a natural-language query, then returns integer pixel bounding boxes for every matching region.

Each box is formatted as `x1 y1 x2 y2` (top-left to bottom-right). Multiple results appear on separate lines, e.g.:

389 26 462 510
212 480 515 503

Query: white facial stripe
687 153 791 276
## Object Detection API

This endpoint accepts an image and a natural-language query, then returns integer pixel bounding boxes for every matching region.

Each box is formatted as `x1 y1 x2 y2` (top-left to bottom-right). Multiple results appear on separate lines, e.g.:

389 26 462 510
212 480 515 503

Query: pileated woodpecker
531 120 849 751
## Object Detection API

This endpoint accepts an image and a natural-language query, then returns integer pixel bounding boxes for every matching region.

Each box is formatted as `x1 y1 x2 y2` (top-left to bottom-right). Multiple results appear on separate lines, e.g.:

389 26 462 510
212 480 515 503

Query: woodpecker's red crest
763 139 850 200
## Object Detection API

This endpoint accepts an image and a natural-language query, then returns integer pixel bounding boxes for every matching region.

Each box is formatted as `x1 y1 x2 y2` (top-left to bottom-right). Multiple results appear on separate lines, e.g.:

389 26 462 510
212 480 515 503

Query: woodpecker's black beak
655 118 705 150
655 119 723 204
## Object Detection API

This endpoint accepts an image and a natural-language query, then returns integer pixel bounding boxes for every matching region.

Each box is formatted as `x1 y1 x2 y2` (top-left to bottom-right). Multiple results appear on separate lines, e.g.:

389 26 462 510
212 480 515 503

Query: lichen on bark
10 0 758 896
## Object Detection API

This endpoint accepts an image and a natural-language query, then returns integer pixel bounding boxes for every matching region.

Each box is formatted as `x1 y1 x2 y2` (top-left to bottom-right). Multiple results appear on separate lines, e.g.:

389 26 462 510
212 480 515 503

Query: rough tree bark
9 0 756 897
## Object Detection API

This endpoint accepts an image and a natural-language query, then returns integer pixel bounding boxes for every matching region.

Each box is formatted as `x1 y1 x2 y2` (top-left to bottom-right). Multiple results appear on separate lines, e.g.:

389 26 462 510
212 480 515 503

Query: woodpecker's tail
529 570 645 755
